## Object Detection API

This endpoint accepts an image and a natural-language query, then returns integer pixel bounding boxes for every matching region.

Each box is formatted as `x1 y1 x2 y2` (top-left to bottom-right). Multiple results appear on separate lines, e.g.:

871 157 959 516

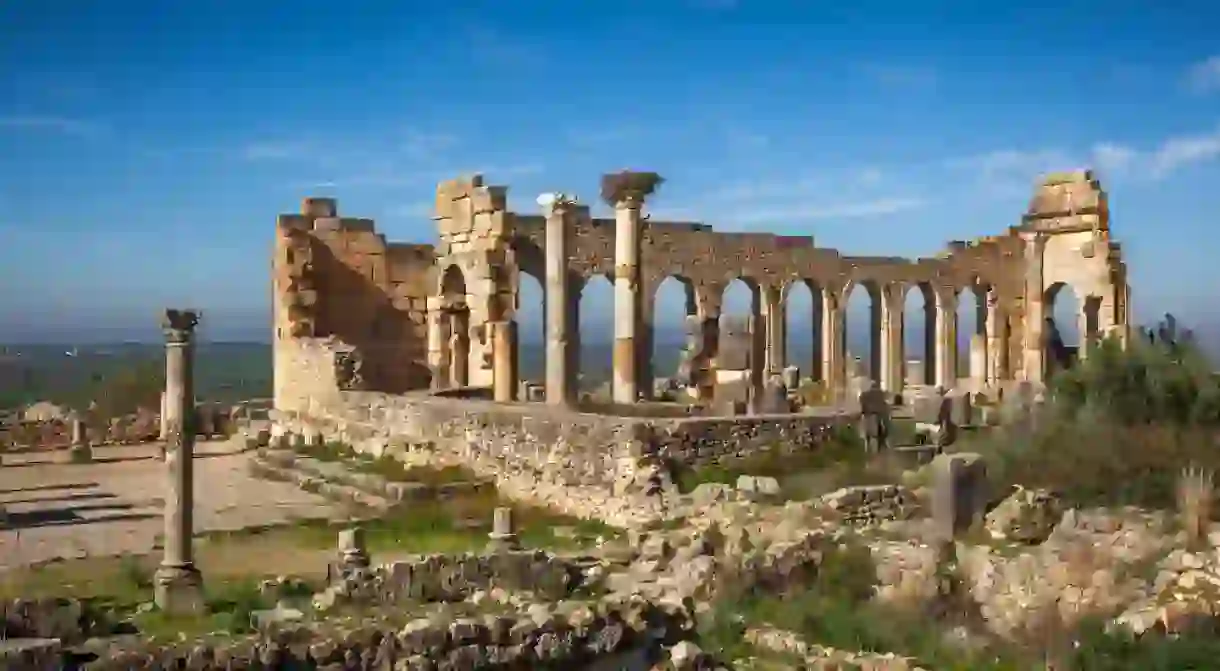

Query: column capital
162 309 200 345
537 192 580 219
600 171 664 209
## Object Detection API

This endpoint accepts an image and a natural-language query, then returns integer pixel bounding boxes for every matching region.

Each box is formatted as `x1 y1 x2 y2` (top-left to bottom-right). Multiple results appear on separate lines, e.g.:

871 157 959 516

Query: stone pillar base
69 444 93 463
154 565 205 616
485 533 519 553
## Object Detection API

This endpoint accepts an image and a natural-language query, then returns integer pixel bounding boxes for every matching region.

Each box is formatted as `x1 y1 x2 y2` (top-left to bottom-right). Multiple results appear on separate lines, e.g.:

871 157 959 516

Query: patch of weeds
257 484 616 555
672 434 871 495
296 440 355 462
134 578 276 640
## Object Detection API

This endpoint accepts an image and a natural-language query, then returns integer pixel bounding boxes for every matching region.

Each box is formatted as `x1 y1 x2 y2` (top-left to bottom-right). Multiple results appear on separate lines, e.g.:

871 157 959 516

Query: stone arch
575 273 615 395
902 281 937 386
650 275 698 394
1044 281 1081 377
842 279 882 384
783 279 823 383
516 271 545 384
955 280 990 385
439 264 471 387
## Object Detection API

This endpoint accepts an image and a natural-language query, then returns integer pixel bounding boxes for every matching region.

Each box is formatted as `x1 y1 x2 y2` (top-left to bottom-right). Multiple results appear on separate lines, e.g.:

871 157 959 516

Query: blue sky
2 1 1219 344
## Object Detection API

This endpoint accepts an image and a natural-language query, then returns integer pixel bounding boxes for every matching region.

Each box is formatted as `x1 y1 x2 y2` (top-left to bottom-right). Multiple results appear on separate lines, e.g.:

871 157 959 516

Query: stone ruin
268 169 1132 525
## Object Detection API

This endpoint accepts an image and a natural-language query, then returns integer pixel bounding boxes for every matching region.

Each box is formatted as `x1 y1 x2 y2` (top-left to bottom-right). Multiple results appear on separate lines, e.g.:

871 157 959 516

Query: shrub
977 316 1220 510
1049 316 1220 426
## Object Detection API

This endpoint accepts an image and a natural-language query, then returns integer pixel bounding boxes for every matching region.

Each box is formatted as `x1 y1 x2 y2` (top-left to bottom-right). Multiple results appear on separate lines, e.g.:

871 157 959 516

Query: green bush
1049 317 1220 426
977 316 1220 510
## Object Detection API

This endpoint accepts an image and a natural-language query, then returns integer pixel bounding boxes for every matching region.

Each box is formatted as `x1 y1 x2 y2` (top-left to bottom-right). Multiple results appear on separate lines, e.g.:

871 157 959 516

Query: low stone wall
1 597 117 644
655 410 855 465
273 391 857 527
332 551 581 606
77 598 679 671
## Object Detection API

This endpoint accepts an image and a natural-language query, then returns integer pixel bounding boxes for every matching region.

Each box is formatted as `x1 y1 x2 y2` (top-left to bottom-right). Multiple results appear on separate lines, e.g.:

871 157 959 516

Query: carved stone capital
540 193 580 220
162 309 200 345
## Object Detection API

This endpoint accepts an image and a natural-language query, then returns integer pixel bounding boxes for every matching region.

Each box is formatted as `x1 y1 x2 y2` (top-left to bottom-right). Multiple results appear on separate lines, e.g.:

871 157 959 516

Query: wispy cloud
0 115 105 138
946 123 1220 191
1185 55 1220 94
859 64 939 90
1147 125 1220 177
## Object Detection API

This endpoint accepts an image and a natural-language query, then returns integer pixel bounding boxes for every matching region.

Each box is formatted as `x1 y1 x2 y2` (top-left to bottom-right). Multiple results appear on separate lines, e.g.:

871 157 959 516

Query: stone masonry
273 169 1130 416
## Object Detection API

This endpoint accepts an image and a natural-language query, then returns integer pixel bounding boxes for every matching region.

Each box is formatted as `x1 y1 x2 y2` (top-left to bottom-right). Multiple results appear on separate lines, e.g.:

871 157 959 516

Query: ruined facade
273 169 1130 415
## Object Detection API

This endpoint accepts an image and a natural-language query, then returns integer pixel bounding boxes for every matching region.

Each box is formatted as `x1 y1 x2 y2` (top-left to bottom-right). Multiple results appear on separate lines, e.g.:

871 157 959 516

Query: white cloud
1186 55 1220 94
1091 142 1136 175
0 115 104 138
1148 125 1220 177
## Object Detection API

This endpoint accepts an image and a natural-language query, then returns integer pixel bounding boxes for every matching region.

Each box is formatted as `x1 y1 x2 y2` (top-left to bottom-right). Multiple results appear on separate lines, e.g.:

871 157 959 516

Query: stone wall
274 390 856 527
654 410 854 465
273 198 435 408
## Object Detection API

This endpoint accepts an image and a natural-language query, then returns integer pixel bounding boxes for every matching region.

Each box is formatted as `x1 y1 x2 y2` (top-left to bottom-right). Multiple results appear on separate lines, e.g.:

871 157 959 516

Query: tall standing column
603 171 661 404
1022 232 1048 383
761 286 786 376
984 288 1001 387
934 289 958 390
542 194 577 405
155 308 204 615
880 285 904 396
612 196 641 403
821 290 844 399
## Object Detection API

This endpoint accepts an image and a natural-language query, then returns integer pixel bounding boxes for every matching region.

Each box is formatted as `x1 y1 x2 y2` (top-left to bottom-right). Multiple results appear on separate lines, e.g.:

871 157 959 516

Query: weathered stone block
930 452 989 539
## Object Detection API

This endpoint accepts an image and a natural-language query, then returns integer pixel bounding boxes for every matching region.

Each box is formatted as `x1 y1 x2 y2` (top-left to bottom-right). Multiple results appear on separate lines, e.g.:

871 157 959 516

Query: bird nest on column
600 171 664 206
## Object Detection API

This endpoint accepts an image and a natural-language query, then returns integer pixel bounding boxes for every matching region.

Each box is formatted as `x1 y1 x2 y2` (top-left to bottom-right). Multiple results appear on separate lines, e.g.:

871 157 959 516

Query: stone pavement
0 441 347 570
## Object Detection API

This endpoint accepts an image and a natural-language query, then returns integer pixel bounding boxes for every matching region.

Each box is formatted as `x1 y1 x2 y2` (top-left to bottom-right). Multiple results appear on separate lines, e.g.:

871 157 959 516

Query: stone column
612 194 644 404
425 297 449 390
155 309 204 616
880 285 904 396
159 391 168 440
542 195 577 405
984 288 1001 387
969 334 987 392
761 285 786 376
1021 232 1047 383
934 289 958 390
490 320 518 402
821 290 844 399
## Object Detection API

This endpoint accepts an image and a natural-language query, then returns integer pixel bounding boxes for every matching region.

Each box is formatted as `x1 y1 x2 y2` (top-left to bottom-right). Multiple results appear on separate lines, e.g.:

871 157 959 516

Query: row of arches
511 274 1090 391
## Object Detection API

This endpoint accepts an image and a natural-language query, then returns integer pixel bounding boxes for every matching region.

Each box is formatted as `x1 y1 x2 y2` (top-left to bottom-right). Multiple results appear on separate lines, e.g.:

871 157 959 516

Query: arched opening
576 274 615 398
720 277 763 390
844 281 881 385
955 283 988 387
651 276 696 397
1044 281 1082 378
441 265 471 388
903 283 936 386
516 272 545 385
784 280 820 383
902 284 936 390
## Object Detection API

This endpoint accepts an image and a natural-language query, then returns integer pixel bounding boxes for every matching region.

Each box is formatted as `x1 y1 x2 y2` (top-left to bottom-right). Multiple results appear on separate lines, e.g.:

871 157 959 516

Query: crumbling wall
274 390 857 527
273 198 433 413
